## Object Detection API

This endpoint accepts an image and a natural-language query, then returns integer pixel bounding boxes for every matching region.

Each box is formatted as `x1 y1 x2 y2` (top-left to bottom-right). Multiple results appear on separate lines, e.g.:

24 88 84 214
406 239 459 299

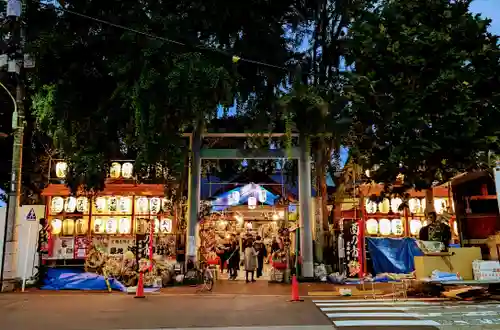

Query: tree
345 0 500 209
27 0 308 197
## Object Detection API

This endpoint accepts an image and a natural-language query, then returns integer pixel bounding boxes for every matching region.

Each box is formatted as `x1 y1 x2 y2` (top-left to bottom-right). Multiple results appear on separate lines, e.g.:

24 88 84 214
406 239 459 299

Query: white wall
16 205 45 280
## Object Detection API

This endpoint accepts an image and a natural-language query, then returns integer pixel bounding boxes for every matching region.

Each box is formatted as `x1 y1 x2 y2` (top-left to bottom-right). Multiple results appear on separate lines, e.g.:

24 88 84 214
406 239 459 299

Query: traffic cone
289 275 303 302
134 272 145 299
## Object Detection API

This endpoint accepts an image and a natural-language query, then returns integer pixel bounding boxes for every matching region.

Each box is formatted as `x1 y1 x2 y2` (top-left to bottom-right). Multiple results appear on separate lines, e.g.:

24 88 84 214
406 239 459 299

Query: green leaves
346 0 500 190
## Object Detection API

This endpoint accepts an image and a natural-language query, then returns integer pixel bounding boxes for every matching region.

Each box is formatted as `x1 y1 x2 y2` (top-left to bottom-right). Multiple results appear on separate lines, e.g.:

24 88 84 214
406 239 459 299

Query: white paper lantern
118 217 131 234
159 218 172 234
378 199 390 213
453 220 458 236
150 197 161 214
365 199 377 214
110 162 122 178
366 219 379 235
121 162 134 178
95 197 106 213
248 196 257 209
107 196 118 212
51 197 64 214
76 197 89 213
408 198 421 214
51 218 62 235
64 197 77 213
118 196 132 213
135 197 149 214
410 219 423 235
105 218 118 234
93 217 105 234
379 218 391 236
391 218 404 235
55 162 68 178
390 198 402 213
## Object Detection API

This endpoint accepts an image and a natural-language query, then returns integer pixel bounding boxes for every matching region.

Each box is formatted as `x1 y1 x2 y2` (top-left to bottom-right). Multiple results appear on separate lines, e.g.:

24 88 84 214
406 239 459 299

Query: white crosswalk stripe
312 298 441 328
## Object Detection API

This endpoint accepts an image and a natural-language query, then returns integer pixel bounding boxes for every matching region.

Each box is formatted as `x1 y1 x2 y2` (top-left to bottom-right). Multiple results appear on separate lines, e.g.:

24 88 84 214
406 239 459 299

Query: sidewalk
17 279 396 297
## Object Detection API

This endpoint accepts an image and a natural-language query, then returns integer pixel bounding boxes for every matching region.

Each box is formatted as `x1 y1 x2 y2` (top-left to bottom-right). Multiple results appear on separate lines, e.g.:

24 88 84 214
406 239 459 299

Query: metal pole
2 4 25 290
284 206 290 283
298 134 313 279
185 123 202 265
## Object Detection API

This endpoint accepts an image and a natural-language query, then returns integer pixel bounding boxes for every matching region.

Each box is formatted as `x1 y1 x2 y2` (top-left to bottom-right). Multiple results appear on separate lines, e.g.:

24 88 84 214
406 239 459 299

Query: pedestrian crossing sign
25 208 37 221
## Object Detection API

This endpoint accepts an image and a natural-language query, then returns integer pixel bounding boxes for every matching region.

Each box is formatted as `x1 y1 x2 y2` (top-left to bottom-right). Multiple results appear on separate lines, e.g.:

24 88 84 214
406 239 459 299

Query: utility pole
1 0 25 291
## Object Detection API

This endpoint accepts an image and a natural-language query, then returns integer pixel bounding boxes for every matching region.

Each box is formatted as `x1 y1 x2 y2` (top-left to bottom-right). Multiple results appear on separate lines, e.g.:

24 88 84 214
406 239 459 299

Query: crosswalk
312 299 442 329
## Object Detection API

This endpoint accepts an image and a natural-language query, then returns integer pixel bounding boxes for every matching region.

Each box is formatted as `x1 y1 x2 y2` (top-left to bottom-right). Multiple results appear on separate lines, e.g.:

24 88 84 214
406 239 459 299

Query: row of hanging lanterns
365 197 453 215
51 217 173 236
55 161 134 179
50 196 172 215
366 218 459 236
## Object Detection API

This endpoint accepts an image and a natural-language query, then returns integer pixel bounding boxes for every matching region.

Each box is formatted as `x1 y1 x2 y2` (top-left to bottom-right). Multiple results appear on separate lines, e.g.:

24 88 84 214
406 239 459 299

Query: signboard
25 208 37 221
343 219 362 277
74 237 91 259
53 237 75 259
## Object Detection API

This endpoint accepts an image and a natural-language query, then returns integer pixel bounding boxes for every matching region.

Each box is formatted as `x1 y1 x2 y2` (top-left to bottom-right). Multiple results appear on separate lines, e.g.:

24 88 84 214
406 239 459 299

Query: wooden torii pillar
185 132 314 279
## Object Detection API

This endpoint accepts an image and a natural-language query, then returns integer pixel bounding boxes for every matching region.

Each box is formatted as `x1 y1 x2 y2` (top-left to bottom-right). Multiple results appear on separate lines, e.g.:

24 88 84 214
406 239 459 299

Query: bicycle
183 261 214 292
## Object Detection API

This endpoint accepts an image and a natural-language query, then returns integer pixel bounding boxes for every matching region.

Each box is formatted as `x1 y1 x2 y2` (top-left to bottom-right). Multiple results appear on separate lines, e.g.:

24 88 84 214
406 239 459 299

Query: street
0 293 332 330
313 298 500 329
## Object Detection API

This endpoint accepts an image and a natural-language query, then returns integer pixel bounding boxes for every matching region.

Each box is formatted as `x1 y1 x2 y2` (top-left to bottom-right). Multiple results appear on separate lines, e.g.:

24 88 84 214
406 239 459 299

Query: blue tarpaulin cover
367 237 424 274
41 268 126 291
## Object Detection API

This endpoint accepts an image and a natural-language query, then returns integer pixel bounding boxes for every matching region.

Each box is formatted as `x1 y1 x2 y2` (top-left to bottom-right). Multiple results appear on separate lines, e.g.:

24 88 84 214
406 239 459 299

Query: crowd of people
216 234 281 283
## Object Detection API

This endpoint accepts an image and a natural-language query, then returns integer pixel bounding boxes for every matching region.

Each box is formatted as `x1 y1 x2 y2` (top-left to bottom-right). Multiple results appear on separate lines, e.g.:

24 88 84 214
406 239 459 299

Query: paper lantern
117 196 132 213
391 219 404 235
93 217 105 234
421 198 426 213
378 199 390 213
121 162 133 178
118 217 131 234
64 197 77 213
434 198 445 214
62 219 75 236
390 198 402 213
453 220 458 236
366 218 379 235
248 196 257 209
135 197 149 214
365 199 377 214
51 197 64 214
379 219 391 236
408 198 421 214
76 197 89 213
150 197 161 214
258 189 267 203
75 218 88 235
55 162 68 178
159 218 172 233
135 218 148 235
107 196 118 212
409 219 422 236
105 218 118 234
110 162 121 178
51 218 62 235
95 197 106 213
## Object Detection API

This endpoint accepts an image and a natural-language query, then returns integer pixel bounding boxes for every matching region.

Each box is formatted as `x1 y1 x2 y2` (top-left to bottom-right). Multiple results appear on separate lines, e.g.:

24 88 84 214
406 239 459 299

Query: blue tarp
367 237 424 274
41 268 126 291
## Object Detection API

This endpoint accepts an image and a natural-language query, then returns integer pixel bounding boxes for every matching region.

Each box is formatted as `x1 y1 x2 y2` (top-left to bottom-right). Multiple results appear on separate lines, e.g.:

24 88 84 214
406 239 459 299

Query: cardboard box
414 247 482 280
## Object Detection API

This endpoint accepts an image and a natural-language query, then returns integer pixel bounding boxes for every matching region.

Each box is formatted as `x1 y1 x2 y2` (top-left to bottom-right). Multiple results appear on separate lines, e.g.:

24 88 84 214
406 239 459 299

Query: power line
41 3 295 73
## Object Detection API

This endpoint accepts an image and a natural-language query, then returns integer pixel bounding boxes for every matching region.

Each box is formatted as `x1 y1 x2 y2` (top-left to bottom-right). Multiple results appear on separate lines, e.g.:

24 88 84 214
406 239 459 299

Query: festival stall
40 160 179 288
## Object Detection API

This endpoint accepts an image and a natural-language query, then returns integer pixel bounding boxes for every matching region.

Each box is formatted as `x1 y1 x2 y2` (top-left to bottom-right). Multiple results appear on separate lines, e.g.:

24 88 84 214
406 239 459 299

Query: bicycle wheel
203 273 214 291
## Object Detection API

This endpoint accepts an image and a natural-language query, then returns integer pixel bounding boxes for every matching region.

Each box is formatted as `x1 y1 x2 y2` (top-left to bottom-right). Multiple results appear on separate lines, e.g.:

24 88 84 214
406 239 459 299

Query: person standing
244 238 258 283
228 240 240 280
254 236 267 278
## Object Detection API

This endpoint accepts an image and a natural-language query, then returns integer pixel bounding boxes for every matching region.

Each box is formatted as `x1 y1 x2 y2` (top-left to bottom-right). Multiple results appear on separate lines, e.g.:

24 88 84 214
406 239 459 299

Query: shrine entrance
184 131 314 279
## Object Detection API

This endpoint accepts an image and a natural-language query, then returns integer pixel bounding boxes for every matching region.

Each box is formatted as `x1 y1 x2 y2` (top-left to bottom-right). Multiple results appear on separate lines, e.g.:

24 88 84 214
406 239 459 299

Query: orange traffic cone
134 272 145 299
289 275 303 302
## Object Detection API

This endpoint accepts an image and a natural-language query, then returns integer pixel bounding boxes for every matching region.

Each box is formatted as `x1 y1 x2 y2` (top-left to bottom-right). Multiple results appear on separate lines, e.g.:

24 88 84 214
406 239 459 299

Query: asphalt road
0 293 332 330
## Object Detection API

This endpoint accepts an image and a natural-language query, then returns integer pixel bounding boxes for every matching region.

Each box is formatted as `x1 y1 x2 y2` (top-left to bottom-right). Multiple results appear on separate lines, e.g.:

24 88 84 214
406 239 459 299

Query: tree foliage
346 0 500 190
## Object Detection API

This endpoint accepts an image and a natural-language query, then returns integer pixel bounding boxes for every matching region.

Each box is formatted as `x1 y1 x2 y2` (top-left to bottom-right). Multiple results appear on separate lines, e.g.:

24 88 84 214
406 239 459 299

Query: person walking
243 238 258 283
253 236 267 278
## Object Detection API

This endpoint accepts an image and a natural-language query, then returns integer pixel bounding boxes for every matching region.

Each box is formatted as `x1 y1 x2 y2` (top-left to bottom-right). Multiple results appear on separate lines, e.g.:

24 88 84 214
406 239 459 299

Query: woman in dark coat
227 240 240 280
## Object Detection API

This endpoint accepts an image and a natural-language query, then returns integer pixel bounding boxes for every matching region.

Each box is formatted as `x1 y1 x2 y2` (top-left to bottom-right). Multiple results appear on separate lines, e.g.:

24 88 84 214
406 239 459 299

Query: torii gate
184 131 314 279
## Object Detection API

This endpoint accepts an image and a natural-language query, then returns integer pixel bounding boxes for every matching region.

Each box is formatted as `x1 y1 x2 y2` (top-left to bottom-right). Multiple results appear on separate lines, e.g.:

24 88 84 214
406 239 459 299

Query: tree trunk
425 188 435 214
